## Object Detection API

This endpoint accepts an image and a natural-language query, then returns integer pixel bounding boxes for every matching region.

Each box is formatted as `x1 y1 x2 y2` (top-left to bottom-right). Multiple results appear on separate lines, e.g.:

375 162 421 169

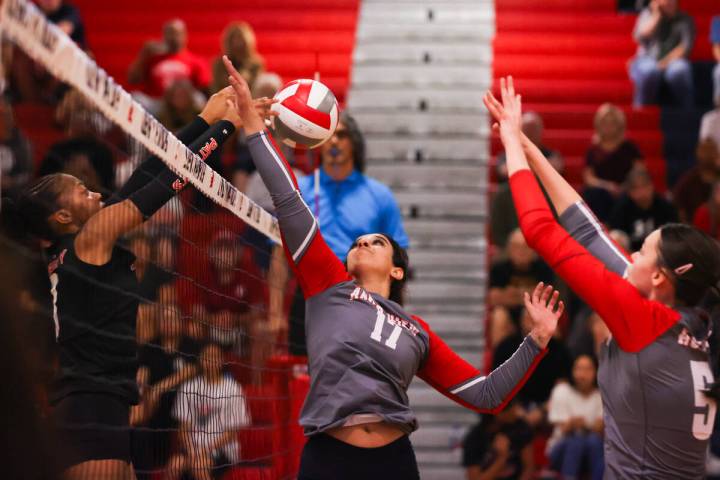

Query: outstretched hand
524 282 564 349
222 56 266 134
495 76 523 147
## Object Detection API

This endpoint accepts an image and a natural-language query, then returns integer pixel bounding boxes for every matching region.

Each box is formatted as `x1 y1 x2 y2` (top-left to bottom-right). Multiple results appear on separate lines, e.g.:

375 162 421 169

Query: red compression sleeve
510 169 679 352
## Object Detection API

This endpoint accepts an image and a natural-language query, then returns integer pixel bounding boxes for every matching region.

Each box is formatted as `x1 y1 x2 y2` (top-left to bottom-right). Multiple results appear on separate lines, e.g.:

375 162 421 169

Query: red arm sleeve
510 169 680 352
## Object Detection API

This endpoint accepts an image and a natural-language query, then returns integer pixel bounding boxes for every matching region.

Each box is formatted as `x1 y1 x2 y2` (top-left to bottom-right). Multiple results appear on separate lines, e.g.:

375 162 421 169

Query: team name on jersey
349 286 420 336
677 328 710 353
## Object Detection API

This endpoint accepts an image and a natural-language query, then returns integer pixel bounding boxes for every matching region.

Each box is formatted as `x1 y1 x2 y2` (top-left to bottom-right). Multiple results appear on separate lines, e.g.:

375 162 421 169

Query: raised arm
496 77 679 352
75 93 235 265
416 283 561 413
223 56 349 298
484 91 630 275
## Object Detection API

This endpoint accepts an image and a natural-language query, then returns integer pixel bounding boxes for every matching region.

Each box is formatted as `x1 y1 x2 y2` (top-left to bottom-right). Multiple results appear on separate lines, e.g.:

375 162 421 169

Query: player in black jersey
3 89 273 479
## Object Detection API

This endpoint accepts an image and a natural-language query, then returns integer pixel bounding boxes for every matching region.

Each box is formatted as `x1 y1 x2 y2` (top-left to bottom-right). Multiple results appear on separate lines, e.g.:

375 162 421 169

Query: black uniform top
47 234 139 404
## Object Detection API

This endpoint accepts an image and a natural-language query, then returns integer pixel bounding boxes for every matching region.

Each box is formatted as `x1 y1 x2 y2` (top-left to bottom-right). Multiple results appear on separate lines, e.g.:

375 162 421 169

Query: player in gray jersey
488 78 720 479
223 58 566 480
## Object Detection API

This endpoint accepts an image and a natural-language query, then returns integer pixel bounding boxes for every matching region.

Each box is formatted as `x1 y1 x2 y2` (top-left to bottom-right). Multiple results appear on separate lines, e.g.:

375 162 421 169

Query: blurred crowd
0 1 299 478
1 0 719 479
479 3 720 478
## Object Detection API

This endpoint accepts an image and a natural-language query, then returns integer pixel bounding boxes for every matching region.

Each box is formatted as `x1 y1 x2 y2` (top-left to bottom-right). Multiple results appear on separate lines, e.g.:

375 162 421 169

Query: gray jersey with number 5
561 202 715 479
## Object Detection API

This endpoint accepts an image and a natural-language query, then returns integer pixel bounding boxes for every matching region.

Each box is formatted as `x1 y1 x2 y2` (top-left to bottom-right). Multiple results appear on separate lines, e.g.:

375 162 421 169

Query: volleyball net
0 0 310 478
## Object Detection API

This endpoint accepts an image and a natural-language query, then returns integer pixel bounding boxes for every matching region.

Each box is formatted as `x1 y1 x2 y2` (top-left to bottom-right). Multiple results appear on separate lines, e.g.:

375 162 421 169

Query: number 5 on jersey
690 360 717 441
370 305 401 350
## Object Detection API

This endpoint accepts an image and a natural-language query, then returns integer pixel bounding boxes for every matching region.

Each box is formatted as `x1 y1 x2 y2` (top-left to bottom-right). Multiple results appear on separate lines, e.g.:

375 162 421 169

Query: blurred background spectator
700 101 720 147
488 229 554 331
0 96 32 199
492 307 571 432
168 343 251 480
547 355 604 480
132 303 200 479
673 137 719 222
157 78 203 132
582 103 644 222
630 0 695 108
210 22 265 95
128 18 209 114
494 111 562 184
693 180 720 240
126 231 176 304
38 135 115 198
701 17 720 146
8 0 86 103
462 400 535 480
491 112 564 250
192 229 269 384
567 307 612 360
609 166 679 250
36 0 86 47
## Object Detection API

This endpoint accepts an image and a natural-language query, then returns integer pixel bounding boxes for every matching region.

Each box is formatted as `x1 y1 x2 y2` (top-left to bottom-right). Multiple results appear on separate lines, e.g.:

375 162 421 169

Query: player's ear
52 208 73 226
650 268 668 290
390 266 404 282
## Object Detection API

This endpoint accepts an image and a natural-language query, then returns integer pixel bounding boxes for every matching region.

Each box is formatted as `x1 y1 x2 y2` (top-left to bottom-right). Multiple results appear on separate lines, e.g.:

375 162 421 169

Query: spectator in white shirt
167 343 251 480
547 354 604 480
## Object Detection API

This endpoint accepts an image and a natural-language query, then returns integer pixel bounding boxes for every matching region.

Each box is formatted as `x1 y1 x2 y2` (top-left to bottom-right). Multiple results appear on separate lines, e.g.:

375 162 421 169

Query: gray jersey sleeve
246 131 348 297
418 327 545 414
450 336 543 412
246 130 318 263
559 201 630 277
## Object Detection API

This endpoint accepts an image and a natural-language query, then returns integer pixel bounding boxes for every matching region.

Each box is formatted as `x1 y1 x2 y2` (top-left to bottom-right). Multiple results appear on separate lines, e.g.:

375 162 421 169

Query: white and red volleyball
270 79 339 149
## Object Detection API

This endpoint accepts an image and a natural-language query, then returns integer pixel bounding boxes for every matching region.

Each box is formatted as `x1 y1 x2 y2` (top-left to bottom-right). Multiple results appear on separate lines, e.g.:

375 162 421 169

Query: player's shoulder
409 314 432 335
221 373 242 390
363 175 394 196
550 380 574 399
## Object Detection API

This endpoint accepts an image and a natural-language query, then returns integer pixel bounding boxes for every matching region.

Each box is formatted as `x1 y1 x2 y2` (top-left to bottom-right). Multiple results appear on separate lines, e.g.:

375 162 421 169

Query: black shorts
52 392 131 470
298 433 420 480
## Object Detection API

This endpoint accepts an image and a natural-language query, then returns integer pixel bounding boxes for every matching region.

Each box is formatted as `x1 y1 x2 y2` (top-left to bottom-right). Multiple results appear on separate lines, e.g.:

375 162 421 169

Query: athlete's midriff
326 422 405 448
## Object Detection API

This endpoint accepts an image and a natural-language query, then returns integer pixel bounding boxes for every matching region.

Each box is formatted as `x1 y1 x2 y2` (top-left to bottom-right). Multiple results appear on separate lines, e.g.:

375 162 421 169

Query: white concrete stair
349 1 493 477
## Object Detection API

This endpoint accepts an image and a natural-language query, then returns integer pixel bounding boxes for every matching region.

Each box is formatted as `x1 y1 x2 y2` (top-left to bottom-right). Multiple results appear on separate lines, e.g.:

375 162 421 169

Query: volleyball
270 79 339 149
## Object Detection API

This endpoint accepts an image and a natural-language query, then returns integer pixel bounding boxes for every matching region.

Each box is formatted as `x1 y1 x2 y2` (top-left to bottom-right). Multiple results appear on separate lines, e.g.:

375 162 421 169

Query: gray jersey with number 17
246 130 548 436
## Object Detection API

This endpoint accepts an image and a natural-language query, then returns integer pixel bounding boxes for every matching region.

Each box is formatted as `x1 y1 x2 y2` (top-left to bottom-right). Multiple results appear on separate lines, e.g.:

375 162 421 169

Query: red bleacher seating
243 384 277 426
493 0 664 192
71 0 360 104
175 211 250 313
223 466 275 480
238 426 275 463
13 103 63 170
